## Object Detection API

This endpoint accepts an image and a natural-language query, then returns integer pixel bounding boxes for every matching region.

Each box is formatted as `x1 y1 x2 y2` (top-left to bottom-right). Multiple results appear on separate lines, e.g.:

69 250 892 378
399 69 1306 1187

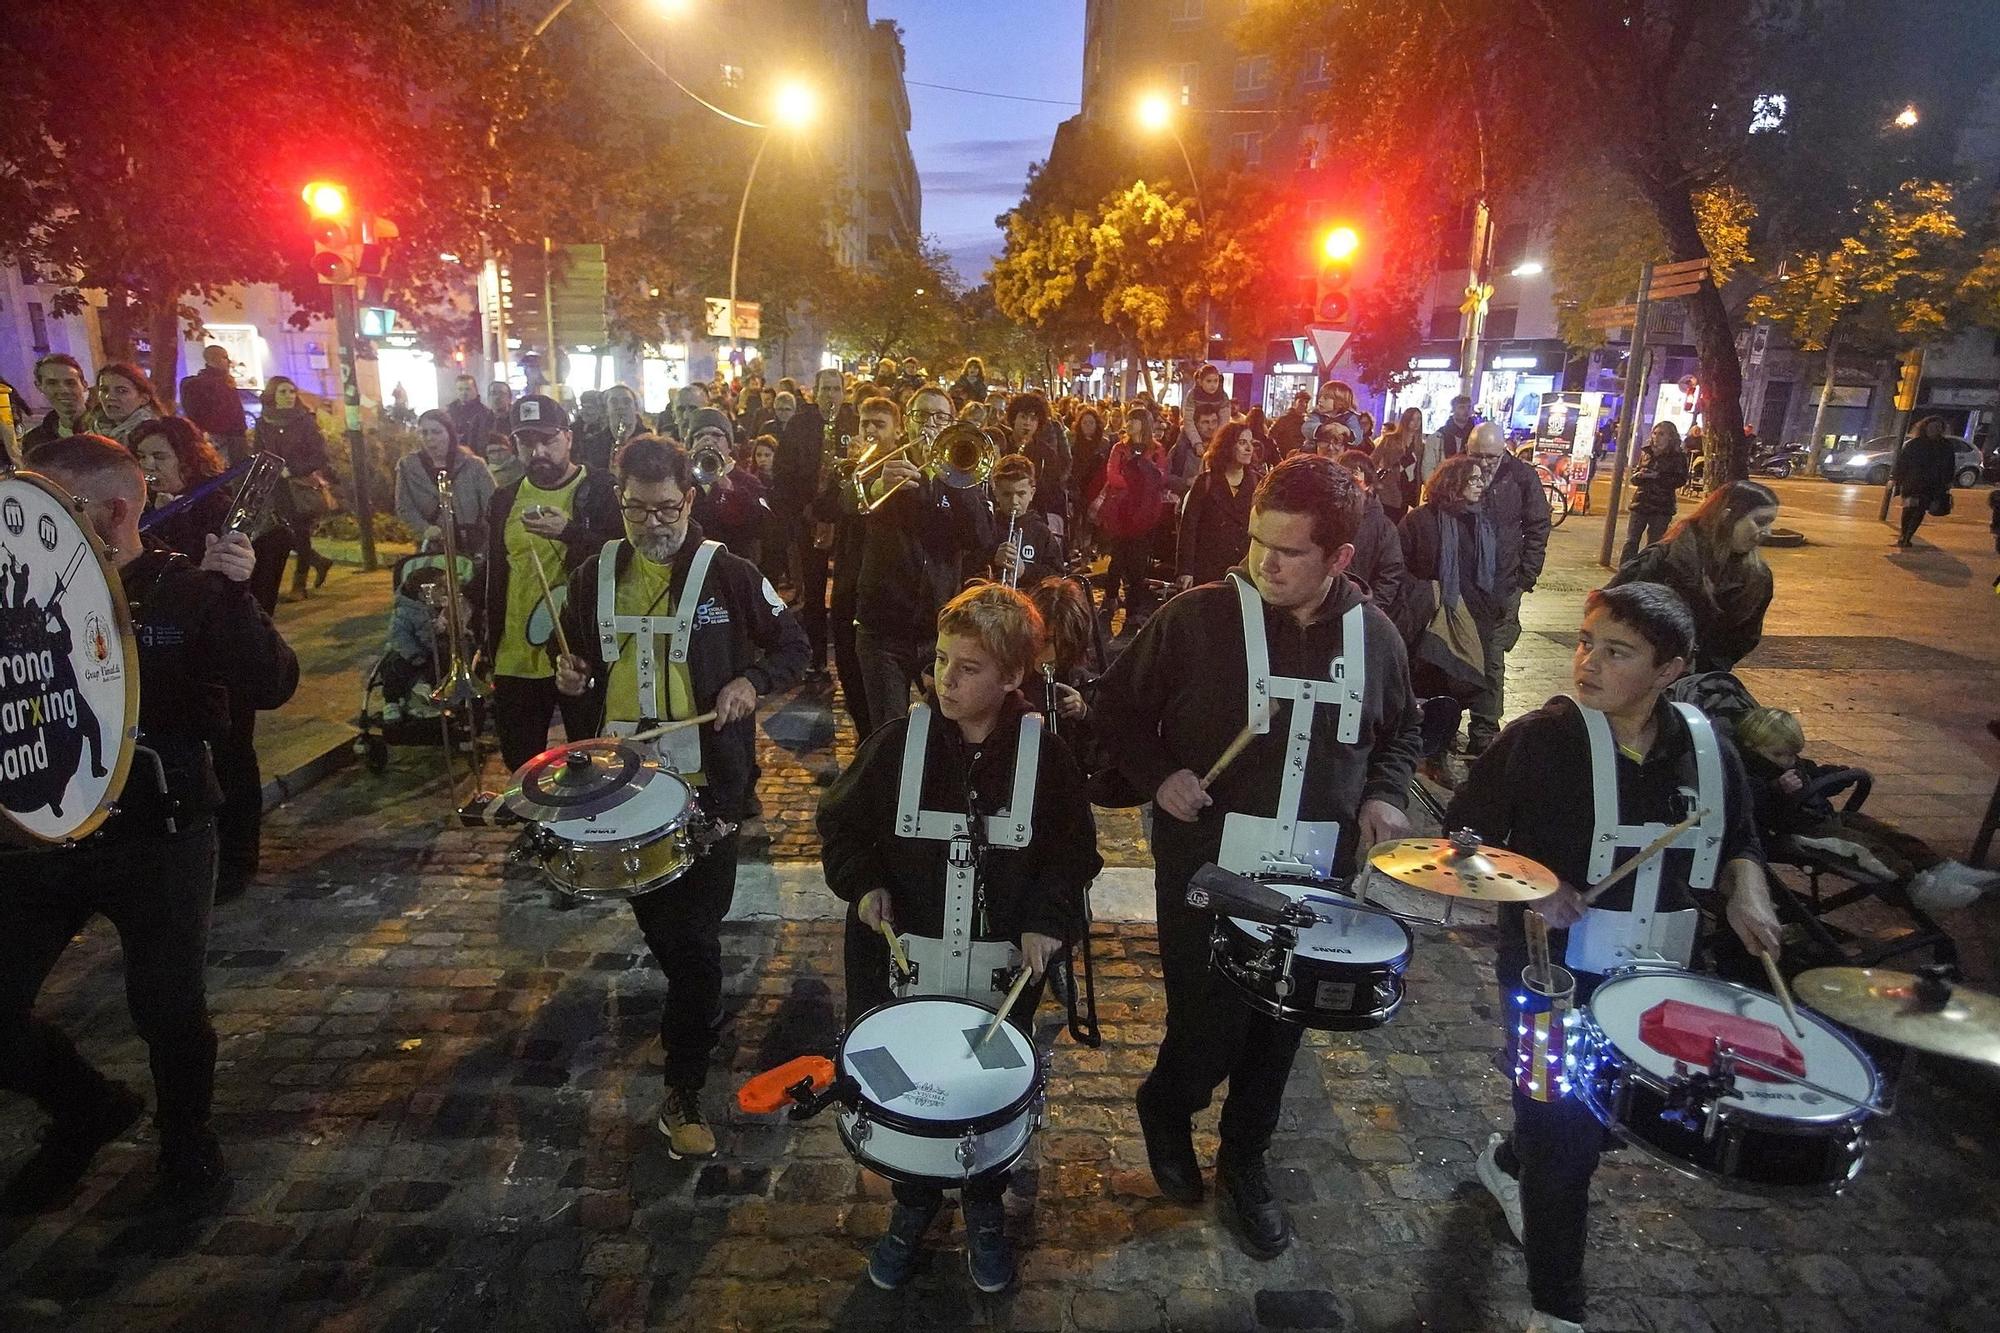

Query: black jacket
108 546 299 838
1272 409 1307 458
992 509 1065 589
253 406 329 475
477 466 623 661
772 402 857 520
1094 575 1423 875
818 694 1101 945
179 366 246 438
1482 451 1551 595
1398 502 1502 626
1436 416 1474 462
447 399 498 453
855 474 997 642
1895 434 1956 501
1348 495 1407 618
556 520 809 821
1445 693 1763 916
1176 468 1257 586
1629 440 1689 515
142 487 232 560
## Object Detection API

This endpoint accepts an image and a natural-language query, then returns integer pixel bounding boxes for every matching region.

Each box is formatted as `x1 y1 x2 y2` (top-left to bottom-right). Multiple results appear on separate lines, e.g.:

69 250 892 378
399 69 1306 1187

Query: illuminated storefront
1385 349 1463 430
1478 346 1566 435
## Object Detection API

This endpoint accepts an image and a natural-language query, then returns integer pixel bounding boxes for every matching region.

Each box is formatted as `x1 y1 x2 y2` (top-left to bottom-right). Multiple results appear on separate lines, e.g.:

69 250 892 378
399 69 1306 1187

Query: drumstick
626 712 719 743
879 920 911 978
525 546 573 660
1201 722 1258 790
1524 910 1552 993
1757 948 1808 1039
975 967 1035 1051
1580 813 1702 906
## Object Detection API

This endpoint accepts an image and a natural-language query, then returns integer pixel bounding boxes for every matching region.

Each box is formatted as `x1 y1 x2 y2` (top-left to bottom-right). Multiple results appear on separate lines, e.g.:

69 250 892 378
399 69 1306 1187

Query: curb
260 732 357 812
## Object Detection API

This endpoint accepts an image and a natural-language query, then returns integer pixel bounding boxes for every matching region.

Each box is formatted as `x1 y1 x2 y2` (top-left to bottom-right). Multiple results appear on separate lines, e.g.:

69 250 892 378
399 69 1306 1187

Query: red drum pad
1638 1000 1805 1082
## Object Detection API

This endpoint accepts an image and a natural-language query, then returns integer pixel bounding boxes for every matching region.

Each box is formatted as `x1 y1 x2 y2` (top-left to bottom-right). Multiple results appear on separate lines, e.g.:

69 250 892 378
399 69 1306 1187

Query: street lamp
727 79 820 362
1134 93 1206 225
1894 103 1920 129
1510 260 1545 277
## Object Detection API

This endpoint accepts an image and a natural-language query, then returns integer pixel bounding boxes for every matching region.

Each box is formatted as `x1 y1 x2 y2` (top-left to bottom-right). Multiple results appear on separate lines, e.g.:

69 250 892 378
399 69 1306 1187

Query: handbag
1929 492 1954 517
286 472 339 519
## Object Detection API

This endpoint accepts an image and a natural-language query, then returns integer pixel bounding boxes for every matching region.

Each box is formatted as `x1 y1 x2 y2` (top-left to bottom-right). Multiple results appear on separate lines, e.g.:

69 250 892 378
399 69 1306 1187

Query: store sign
1272 362 1315 374
1492 355 1541 370
1411 356 1455 370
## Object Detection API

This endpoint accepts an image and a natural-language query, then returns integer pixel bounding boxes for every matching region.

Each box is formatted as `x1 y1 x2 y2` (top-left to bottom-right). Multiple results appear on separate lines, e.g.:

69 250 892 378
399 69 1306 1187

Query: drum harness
594 537 722 775
893 704 1041 1006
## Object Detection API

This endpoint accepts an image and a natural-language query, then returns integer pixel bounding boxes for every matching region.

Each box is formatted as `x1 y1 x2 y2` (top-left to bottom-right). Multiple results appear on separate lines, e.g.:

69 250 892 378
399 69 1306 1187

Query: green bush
322 418 417 544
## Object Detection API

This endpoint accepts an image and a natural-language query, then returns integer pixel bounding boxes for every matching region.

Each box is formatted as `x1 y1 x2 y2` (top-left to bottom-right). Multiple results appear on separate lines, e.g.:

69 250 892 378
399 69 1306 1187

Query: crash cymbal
1793 968 2000 1068
1367 835 1560 902
502 739 658 823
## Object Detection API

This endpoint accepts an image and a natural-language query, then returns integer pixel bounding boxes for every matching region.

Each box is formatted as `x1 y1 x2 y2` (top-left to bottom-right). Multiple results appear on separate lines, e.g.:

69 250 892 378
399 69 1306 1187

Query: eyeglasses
914 410 953 426
620 498 688 524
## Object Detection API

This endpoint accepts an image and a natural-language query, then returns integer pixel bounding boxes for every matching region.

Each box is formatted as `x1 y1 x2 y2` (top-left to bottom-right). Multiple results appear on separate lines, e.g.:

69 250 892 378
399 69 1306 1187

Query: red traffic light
1321 226 1360 263
302 181 350 219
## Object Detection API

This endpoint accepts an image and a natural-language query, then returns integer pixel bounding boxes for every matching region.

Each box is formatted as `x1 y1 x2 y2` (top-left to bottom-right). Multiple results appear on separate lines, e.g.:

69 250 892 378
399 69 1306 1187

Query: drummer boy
1444 582 1782 1333
817 582 1101 1294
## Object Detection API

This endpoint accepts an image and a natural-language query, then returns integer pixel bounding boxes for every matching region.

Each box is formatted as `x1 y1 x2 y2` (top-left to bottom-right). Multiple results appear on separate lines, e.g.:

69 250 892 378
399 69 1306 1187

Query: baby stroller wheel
361 733 390 773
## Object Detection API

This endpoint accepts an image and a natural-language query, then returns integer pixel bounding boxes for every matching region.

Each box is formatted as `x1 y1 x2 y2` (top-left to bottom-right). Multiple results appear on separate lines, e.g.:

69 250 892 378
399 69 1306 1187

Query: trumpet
691 445 728 488
863 422 995 513
427 468 489 813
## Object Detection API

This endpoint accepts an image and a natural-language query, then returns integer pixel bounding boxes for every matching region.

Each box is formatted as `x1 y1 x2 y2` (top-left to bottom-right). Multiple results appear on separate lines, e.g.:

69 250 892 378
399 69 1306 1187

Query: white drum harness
593 537 722 773
892 703 1043 1003
1216 573 1367 879
1564 701 1726 974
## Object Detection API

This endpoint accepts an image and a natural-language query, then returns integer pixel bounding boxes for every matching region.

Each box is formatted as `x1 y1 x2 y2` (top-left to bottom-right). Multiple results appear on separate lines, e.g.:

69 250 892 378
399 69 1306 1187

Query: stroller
352 550 485 774
1667 671 1959 974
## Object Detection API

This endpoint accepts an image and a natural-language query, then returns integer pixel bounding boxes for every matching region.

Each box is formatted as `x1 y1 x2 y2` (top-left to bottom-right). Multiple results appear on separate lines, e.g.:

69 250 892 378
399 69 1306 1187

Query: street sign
1305 327 1352 369
1651 257 1712 280
1647 280 1706 301
358 306 397 338
1585 304 1638 327
704 298 762 341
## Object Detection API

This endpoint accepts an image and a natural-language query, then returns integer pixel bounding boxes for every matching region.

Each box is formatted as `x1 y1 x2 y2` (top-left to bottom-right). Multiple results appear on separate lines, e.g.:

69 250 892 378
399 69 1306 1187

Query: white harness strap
1218 574 1365 877
1568 701 1726 972
891 705 1042 999
594 538 722 721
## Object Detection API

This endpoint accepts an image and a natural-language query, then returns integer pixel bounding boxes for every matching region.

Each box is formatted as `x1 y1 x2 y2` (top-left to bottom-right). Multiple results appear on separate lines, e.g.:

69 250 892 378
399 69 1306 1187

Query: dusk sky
889 1 1086 286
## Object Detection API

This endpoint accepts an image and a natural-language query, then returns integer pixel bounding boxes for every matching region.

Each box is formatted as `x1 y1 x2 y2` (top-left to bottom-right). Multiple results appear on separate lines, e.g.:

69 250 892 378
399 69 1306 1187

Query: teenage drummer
1 436 298 1215
1445 582 1781 1333
1092 454 1423 1259
551 435 808 1160
817 582 1101 1294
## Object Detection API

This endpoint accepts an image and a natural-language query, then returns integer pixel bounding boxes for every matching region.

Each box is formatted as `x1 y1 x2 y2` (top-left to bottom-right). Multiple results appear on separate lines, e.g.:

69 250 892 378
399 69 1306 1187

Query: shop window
1231 131 1264 165
1233 55 1272 99
18 260 38 287
1485 307 1520 340
1429 304 1461 338
1302 49 1329 86
28 301 50 353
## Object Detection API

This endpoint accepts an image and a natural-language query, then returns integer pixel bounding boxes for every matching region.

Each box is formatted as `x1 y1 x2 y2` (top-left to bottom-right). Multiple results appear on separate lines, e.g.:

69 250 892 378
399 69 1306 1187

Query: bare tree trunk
1643 182 1746 488
148 296 183 410
100 283 136 361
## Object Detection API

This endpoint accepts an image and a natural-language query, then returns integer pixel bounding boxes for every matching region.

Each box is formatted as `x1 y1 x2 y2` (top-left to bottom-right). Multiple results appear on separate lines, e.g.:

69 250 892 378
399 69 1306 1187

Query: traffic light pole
1878 346 1925 522
331 284 379 572
1598 262 1654 569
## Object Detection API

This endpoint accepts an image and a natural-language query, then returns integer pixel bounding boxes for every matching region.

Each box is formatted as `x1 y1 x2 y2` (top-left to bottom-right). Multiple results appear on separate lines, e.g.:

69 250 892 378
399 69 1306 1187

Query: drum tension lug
955 1128 977 1169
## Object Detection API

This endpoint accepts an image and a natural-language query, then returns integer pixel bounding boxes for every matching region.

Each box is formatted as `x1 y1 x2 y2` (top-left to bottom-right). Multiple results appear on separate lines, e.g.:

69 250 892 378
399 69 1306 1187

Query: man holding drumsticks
1446 582 1781 1333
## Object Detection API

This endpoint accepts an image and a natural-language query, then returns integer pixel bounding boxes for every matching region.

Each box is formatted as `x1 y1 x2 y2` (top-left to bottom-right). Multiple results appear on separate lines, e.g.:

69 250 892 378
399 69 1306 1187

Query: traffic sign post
1598 261 1655 569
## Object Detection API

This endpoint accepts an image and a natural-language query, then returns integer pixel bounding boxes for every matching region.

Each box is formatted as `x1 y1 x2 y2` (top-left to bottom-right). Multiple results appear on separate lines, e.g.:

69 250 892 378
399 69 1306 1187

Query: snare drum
1572 967 1879 1194
834 995 1046 1186
526 769 704 901
1209 875 1413 1030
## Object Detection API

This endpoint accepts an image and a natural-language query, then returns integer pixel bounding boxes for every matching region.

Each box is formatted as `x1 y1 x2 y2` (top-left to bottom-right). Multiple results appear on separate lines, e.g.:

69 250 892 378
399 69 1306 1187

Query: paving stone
1254 1288 1352 1329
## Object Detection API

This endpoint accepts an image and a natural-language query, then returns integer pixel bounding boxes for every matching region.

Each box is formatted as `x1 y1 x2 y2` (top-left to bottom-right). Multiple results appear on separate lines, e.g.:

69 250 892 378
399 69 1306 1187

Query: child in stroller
373 551 475 726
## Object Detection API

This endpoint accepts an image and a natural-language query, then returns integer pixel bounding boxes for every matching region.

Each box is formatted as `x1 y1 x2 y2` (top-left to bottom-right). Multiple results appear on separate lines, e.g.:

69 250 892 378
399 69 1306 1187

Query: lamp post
1136 93 1211 377
726 80 818 365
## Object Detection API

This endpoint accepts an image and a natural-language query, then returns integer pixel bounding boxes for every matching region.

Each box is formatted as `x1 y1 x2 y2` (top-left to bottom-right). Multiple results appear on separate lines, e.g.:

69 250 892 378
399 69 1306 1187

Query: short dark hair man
1437 393 1476 460
446 374 497 455
1462 421 1551 754
20 354 91 458
1094 454 1422 1259
1446 582 1780 1331
551 434 808 1161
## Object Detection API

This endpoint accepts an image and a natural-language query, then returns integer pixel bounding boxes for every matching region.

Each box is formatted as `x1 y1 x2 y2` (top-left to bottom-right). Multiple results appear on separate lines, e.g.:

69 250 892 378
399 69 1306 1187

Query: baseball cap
510 395 570 433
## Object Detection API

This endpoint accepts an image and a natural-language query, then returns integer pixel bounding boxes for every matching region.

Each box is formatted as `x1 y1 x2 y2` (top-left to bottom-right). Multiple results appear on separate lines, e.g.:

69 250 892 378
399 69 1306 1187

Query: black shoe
1462 731 1495 758
1135 1086 1203 1204
145 1128 232 1215
0 1083 145 1215
313 554 333 588
1215 1153 1294 1260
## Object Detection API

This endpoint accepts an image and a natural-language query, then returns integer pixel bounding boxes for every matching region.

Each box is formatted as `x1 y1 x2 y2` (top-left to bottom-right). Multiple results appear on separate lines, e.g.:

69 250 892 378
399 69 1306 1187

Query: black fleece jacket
817 694 1103 945
555 520 809 821
1093 574 1423 875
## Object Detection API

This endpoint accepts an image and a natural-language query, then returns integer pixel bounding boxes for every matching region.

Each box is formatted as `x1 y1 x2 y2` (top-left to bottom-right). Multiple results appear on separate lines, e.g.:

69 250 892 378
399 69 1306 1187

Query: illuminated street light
1322 226 1360 263
728 78 822 357
1894 103 1920 129
773 80 818 131
1511 260 1545 277
1137 93 1173 132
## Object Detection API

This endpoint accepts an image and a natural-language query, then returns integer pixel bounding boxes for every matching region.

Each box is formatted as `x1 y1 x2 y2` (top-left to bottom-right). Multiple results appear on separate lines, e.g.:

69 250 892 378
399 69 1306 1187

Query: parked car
1820 434 1983 488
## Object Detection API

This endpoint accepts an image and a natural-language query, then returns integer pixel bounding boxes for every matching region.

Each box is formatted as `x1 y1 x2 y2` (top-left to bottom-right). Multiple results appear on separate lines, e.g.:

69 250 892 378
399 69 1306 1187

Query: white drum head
544 769 691 842
0 471 138 844
842 996 1036 1122
1589 971 1875 1123
1229 884 1408 965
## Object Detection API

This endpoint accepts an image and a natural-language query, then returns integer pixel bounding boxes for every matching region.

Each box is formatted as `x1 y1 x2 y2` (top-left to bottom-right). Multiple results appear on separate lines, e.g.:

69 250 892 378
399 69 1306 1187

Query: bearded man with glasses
551 434 808 1160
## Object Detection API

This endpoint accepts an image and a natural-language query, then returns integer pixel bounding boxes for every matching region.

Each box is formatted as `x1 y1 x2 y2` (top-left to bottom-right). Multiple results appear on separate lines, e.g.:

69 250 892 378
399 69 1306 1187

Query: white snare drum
1210 876 1413 1029
834 995 1046 1186
1572 967 1879 1194
526 769 705 901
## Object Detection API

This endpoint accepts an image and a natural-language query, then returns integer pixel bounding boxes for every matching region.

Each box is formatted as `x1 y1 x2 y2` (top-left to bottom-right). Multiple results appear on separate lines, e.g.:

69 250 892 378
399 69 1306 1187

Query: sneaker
381 701 405 724
1214 1153 1293 1260
146 1127 232 1214
656 1086 716 1160
1478 1133 1525 1244
961 1194 1016 1293
1527 1313 1585 1332
867 1198 940 1290
0 1082 145 1215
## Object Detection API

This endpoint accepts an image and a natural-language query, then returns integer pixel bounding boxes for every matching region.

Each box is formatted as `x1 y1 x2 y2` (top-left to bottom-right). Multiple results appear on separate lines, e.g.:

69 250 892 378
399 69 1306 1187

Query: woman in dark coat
254 375 334 600
1610 479 1779 672
1893 415 1958 548
1398 455 1501 713
1175 420 1261 588
132 416 231 559
1619 421 1691 565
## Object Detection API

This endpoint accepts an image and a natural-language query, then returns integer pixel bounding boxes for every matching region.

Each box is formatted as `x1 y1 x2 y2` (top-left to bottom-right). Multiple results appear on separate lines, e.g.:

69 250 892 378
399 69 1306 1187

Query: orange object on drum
737 1055 835 1114
1639 1000 1804 1081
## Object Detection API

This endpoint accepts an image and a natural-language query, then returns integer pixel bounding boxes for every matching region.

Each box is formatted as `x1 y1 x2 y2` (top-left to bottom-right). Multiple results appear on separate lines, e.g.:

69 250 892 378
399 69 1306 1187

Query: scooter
1749 440 1808 479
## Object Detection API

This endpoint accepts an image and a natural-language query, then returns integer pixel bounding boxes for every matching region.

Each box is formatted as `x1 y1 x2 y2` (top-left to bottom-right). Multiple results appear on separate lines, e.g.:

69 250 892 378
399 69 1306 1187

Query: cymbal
502 739 657 823
1793 968 2000 1068
1367 837 1560 902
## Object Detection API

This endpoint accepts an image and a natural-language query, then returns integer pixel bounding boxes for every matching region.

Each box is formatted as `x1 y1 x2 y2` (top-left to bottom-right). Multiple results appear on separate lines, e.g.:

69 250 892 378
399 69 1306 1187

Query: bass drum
0 470 139 845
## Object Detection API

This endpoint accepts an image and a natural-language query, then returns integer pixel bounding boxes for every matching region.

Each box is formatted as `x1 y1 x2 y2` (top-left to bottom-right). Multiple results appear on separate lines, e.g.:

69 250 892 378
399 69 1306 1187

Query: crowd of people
7 340 1983 1333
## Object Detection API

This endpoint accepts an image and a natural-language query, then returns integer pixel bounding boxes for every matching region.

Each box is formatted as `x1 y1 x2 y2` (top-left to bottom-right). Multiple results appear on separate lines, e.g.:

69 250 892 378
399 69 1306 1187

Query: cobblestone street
4 478 2000 1331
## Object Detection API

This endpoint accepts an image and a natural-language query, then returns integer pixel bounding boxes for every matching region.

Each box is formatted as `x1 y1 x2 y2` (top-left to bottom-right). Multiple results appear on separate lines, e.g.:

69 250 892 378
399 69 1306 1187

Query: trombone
862 421 995 513
426 469 489 813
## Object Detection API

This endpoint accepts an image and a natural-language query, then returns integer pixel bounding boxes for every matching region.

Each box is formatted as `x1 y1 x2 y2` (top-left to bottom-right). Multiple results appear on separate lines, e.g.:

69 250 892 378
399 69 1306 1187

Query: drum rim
1583 968 1880 1123
534 835 696 901
833 1114 1034 1186
837 994 1048 1138
0 469 140 847
1211 952 1407 1030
